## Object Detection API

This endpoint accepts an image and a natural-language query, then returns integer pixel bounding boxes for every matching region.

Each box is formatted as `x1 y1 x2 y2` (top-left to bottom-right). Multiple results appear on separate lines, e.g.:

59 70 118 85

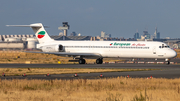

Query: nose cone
170 50 177 58
165 49 177 58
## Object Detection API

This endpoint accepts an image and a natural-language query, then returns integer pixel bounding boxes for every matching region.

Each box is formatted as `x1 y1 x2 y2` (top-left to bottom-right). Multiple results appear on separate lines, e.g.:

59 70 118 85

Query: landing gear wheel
79 59 86 64
165 59 170 65
96 58 103 64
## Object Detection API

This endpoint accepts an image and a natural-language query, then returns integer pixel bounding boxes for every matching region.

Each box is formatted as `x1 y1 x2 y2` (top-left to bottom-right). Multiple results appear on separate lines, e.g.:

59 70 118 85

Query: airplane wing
24 51 101 57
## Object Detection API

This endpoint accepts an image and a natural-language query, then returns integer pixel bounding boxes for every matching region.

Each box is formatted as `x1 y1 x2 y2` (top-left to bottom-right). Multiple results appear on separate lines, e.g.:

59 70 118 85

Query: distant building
70 32 77 36
0 34 37 50
78 33 81 36
101 31 105 37
0 34 35 41
59 32 64 36
58 22 70 36
0 41 27 50
143 31 151 39
134 32 140 39
154 27 160 39
156 32 160 39
105 34 111 38
101 31 111 38
166 37 171 39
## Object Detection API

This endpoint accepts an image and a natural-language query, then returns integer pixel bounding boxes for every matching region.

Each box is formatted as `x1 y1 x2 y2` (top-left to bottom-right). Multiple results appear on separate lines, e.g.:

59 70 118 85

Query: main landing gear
96 58 103 64
78 58 103 64
79 59 86 64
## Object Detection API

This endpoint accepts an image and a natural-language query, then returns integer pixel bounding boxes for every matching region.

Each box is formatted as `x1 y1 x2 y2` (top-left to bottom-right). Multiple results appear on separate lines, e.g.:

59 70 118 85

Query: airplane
6 23 177 64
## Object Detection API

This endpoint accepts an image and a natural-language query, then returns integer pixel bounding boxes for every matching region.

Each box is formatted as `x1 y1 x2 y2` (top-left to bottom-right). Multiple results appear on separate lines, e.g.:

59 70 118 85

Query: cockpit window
159 44 170 48
162 44 164 48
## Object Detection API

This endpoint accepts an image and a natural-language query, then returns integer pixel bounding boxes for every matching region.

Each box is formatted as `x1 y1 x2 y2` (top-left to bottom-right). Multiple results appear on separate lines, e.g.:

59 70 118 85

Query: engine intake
58 45 63 52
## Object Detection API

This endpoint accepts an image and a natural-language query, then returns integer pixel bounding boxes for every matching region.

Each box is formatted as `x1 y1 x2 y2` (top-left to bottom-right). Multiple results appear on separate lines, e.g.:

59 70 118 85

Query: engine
41 44 64 52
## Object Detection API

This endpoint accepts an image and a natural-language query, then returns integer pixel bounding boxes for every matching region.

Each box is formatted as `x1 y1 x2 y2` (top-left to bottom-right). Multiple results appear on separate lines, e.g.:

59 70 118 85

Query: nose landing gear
165 58 170 65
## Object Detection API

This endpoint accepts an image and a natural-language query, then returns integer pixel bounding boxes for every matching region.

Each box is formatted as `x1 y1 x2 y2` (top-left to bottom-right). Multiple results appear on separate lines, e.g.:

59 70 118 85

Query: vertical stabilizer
30 23 53 44
6 23 54 44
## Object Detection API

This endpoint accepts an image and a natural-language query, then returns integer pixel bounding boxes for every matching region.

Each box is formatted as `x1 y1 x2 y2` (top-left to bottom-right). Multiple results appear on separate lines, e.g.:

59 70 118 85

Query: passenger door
152 46 156 54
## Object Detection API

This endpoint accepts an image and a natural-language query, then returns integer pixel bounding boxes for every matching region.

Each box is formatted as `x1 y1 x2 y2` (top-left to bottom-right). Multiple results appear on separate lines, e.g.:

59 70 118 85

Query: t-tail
6 23 53 44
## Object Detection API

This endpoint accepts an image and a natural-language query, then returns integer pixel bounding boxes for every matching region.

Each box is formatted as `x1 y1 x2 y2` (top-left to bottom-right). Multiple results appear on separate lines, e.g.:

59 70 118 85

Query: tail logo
38 31 45 39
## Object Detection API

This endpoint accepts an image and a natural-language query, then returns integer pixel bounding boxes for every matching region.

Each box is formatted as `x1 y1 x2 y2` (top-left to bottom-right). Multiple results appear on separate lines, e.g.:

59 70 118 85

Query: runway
0 63 179 69
0 63 180 80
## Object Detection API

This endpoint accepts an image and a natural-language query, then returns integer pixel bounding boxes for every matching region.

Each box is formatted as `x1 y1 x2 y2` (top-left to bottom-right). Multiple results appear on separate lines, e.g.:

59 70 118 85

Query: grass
0 68 155 76
0 77 180 101
0 50 179 100
0 51 123 64
175 49 180 58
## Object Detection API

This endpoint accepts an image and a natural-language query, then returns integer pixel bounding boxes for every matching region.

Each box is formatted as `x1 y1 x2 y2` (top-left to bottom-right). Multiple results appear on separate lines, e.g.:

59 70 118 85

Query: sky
0 0 180 38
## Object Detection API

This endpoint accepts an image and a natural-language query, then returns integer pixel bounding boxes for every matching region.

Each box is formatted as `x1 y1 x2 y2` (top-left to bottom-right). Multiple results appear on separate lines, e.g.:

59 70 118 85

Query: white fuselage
38 40 177 59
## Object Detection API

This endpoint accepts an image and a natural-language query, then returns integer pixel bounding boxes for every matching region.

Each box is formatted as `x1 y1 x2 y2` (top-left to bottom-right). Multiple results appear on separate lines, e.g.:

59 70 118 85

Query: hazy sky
1 0 180 38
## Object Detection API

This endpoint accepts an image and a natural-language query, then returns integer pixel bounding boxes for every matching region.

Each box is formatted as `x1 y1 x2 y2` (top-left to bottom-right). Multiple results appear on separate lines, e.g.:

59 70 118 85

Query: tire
79 59 86 64
96 58 103 64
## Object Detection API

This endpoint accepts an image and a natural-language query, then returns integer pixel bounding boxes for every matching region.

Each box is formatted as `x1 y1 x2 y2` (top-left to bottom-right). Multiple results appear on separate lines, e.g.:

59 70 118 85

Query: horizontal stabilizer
6 24 41 28
6 23 49 28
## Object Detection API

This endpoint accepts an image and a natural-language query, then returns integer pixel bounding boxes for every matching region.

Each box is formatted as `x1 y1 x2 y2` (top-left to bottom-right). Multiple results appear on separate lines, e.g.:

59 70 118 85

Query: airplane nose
171 50 177 58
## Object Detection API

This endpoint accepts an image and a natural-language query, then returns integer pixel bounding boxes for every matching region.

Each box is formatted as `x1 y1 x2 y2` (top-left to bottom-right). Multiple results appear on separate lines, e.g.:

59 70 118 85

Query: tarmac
0 63 180 80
